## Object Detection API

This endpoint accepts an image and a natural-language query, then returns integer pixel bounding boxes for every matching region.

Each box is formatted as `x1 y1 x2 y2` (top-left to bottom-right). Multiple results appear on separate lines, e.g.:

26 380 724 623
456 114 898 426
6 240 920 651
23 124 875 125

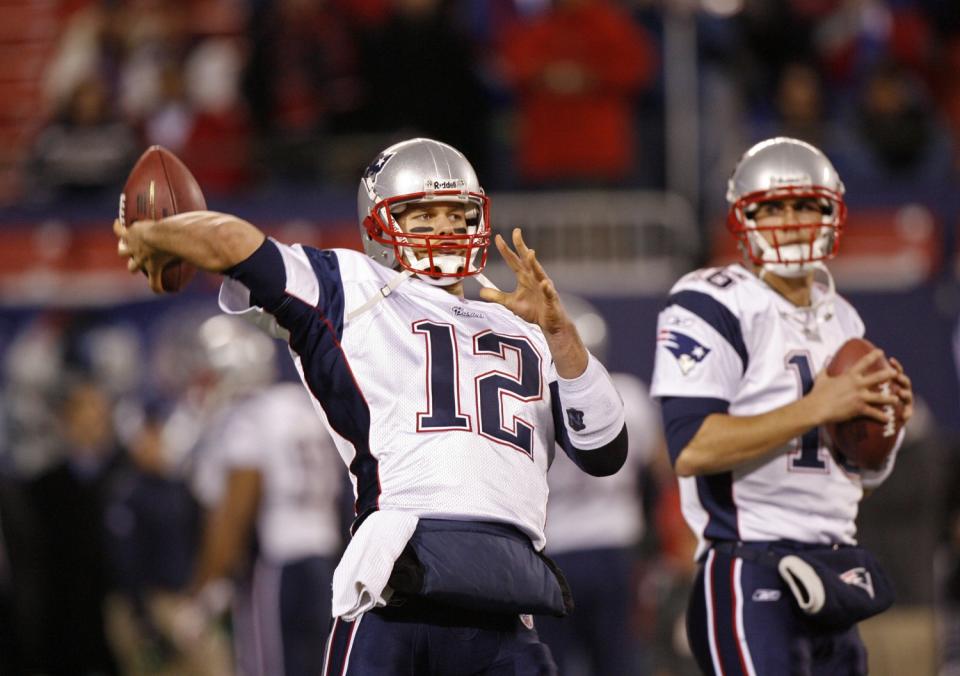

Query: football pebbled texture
825 337 904 471
120 145 205 292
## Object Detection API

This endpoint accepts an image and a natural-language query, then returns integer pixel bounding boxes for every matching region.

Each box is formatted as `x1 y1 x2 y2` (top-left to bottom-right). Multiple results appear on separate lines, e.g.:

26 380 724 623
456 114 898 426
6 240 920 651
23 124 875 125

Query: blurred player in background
651 137 914 675
103 406 231 676
175 314 344 676
114 137 628 675
536 295 663 676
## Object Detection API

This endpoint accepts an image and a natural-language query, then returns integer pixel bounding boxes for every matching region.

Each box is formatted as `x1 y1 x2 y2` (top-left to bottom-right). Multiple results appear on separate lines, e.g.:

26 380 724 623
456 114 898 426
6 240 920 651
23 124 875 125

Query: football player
536 295 664 675
180 314 343 676
650 137 914 675
114 138 627 675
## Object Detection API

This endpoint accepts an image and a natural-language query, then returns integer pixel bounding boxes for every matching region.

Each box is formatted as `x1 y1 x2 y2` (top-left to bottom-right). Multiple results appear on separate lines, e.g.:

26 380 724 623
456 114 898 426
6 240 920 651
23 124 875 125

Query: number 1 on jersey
786 352 828 471
413 321 472 431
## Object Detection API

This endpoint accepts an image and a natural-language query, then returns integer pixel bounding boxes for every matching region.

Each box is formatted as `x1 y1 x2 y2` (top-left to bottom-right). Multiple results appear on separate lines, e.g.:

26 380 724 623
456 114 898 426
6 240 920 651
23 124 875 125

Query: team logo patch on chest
658 330 711 375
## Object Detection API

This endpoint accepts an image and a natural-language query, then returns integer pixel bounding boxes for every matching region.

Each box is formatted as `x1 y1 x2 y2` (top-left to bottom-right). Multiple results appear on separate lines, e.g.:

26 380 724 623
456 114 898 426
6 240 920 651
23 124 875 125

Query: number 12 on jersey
413 321 543 458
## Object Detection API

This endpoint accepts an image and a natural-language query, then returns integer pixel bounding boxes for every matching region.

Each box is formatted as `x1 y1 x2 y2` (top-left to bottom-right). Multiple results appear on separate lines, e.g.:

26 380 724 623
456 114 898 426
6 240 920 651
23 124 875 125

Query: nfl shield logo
519 614 535 630
566 408 586 432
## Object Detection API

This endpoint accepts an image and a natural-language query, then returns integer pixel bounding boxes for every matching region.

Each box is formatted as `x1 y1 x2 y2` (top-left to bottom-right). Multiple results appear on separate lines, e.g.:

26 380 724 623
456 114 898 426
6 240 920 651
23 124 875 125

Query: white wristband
860 427 905 489
556 353 625 450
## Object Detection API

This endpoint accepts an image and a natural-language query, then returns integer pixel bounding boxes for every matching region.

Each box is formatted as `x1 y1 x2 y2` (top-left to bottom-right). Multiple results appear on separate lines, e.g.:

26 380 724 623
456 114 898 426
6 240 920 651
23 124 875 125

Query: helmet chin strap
345 260 500 324
760 261 836 340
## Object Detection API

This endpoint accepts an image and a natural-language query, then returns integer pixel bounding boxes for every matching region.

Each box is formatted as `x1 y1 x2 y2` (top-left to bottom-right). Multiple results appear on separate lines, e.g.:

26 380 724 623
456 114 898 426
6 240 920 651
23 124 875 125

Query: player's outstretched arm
479 228 588 378
115 211 265 293
672 349 900 477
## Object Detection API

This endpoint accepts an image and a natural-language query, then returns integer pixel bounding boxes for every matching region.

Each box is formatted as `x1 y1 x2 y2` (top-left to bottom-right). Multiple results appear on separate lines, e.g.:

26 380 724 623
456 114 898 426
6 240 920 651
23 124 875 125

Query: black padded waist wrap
387 519 573 618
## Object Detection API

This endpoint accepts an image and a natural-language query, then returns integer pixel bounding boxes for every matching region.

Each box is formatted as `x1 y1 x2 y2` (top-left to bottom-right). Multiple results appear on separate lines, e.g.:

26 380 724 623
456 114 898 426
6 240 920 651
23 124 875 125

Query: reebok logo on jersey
658 330 711 375
752 589 781 602
840 567 875 599
452 306 485 319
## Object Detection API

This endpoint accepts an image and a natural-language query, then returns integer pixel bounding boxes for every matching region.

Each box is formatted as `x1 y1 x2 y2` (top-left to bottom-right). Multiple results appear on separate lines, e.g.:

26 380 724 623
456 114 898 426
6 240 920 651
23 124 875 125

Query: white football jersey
544 373 659 553
192 383 344 563
650 264 865 556
221 244 570 550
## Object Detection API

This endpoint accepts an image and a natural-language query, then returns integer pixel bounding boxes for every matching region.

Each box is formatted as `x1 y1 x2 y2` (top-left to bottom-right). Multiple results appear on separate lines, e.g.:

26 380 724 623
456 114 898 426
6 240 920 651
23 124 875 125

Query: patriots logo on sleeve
658 329 711 375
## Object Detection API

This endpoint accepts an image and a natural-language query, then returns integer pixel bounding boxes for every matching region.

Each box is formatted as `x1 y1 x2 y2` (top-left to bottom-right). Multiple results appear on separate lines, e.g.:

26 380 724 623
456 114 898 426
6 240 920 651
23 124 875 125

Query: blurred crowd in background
2 0 960 675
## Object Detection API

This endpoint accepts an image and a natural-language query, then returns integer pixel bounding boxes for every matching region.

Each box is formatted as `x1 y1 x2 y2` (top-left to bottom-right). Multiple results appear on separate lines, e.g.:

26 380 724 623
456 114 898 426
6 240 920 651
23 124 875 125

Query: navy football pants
687 547 868 675
322 599 558 675
536 547 639 675
233 555 335 676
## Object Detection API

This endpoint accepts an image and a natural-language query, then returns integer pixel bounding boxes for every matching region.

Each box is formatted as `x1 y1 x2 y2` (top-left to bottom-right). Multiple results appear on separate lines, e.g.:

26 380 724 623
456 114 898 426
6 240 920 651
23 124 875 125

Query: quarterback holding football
651 137 914 675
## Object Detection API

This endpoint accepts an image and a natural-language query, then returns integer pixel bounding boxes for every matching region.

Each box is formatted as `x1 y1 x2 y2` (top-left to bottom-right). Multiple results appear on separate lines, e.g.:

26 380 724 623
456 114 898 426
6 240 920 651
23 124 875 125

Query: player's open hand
114 217 175 294
480 228 588 378
808 349 900 425
479 228 569 333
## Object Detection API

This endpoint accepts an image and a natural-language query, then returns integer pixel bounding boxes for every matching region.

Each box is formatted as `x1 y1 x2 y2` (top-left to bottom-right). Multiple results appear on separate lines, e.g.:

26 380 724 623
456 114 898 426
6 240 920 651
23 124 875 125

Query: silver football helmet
726 137 846 277
356 138 491 286
196 314 277 399
561 294 609 364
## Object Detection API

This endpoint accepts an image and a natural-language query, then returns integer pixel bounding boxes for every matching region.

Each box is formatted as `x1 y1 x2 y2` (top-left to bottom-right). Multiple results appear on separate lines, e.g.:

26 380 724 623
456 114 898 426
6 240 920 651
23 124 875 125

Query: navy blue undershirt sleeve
223 238 288 312
660 396 730 466
550 381 628 477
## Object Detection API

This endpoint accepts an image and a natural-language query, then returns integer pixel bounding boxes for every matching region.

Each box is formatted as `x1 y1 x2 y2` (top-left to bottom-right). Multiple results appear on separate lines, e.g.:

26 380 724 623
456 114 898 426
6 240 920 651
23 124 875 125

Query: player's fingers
889 357 905 374
512 227 530 258
479 287 507 306
859 367 898 389
495 234 523 273
528 250 549 282
127 257 140 274
860 383 899 407
858 403 894 424
851 349 886 375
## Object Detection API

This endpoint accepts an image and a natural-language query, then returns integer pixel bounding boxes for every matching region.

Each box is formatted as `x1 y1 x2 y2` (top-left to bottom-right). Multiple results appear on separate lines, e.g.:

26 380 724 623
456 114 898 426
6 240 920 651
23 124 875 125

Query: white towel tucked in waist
331 511 419 621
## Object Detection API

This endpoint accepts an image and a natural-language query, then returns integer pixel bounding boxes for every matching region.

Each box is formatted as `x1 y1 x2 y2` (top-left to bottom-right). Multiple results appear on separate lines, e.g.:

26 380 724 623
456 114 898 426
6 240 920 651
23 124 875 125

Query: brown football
120 145 205 292
824 337 904 471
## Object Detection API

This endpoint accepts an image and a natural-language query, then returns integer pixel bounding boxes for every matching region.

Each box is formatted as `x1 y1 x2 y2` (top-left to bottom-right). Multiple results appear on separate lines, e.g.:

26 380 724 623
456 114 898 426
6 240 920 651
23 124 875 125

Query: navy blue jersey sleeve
660 396 729 465
224 239 347 342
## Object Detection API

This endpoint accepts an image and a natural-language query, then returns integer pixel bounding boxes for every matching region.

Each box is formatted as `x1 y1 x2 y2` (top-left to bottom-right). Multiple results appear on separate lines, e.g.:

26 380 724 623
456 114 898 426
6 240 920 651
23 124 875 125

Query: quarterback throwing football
651 137 914 675
115 138 627 675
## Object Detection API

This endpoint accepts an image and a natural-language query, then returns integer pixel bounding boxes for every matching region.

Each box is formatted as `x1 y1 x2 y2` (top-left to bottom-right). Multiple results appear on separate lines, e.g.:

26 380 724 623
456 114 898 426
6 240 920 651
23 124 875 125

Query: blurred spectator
179 315 344 676
243 0 370 182
536 297 663 675
750 61 831 149
937 442 960 676
0 469 44 676
848 61 949 175
103 412 231 676
179 38 253 194
28 76 137 200
497 0 657 187
356 0 491 177
28 376 127 675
